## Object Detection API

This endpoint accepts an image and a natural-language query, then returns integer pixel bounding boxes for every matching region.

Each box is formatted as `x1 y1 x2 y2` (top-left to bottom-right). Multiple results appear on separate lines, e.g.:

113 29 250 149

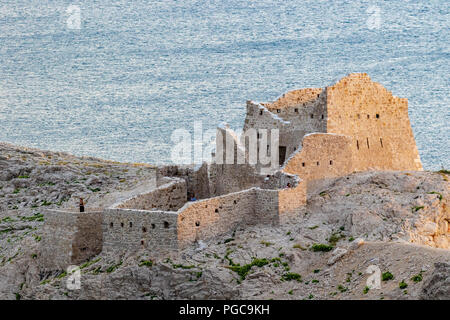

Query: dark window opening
195 221 200 227
277 109 280 113
376 114 380 119
380 138 383 148
367 114 370 119
366 138 370 149
357 114 360 119
294 108 298 113
215 209 219 213
141 240 144 246
164 221 169 228
233 200 237 204
279 146 287 166
110 222 113 228
260 110 263 115
316 161 320 166
120 222 124 228
151 224 155 229
129 222 132 228
302 162 305 167
310 114 314 119
330 160 333 165
356 140 360 150
81 247 87 251
321 114 324 119
142 227 147 233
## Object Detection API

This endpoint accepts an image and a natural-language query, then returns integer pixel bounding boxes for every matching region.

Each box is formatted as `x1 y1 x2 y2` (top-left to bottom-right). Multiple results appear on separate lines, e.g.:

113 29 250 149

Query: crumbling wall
176 189 258 248
326 73 423 172
211 126 265 195
278 181 307 223
115 177 187 211
72 212 103 265
282 133 354 182
243 96 328 168
40 209 102 271
158 164 211 200
103 208 178 254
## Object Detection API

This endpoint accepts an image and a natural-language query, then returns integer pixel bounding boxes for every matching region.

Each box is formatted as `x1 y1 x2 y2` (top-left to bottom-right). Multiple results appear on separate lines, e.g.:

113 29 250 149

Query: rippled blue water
0 1 448 169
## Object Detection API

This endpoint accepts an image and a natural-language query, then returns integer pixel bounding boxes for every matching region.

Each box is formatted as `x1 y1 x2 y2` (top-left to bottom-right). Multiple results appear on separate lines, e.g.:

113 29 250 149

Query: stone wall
278 181 307 223
158 164 211 200
177 189 257 248
115 177 187 211
40 209 103 271
326 73 423 172
102 208 178 254
282 133 354 182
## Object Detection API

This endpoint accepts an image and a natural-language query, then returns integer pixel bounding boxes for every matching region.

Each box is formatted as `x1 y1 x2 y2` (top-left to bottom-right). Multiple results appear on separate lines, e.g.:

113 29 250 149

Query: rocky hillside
0 143 448 300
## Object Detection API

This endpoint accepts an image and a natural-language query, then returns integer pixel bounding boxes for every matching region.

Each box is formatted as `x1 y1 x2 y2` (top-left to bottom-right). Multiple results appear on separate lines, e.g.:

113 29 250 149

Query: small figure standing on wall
79 198 85 212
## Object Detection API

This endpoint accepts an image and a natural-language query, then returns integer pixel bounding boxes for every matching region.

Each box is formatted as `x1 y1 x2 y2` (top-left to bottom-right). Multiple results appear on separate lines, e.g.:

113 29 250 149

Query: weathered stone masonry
40 73 424 270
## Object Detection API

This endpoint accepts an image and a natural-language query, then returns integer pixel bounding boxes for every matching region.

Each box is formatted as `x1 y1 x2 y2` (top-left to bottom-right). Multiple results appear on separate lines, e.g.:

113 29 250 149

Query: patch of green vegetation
308 225 318 230
20 212 44 222
311 243 334 252
399 280 408 289
328 232 345 246
80 258 101 270
139 260 153 267
13 188 20 194
427 191 443 201
196 271 202 279
308 294 314 299
311 279 319 284
348 237 355 242
227 258 270 280
293 244 307 250
345 194 350 197
319 191 328 197
288 290 293 295
18 175 30 179
41 200 52 206
286 231 291 235
260 240 273 247
106 260 122 273
382 271 394 281
40 279 50 285
223 238 234 244
281 272 302 282
172 263 195 269
338 285 347 293
33 235 42 242
31 253 37 259
363 286 370 294
313 269 320 274
88 187 101 192
15 293 21 300
1 216 16 223
57 271 67 279
411 272 423 283
411 206 424 213
437 169 449 174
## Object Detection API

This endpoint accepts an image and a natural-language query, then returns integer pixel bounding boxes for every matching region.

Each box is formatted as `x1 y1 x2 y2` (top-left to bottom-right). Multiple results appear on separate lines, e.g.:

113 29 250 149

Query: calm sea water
0 0 448 169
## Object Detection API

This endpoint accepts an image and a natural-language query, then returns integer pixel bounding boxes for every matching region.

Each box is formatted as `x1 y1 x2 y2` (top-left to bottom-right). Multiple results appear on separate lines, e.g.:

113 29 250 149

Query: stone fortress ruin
40 73 424 271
